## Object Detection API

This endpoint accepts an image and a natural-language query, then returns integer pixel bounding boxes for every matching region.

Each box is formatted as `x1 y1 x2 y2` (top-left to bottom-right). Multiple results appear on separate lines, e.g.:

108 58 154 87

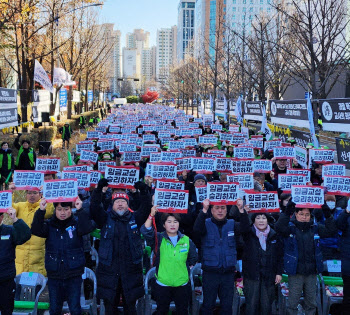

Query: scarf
253 224 270 251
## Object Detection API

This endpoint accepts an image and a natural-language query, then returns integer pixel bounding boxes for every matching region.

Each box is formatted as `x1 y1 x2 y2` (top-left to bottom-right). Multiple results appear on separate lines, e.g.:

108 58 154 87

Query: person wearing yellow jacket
9 183 54 276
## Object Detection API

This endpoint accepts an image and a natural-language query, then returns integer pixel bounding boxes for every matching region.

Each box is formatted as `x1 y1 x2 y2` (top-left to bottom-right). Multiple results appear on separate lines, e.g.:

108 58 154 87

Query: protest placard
121 128 135 134
245 191 280 212
143 134 156 142
154 188 189 213
227 173 254 190
253 159 272 173
215 157 233 172
104 165 140 189
322 164 346 177
273 147 296 159
232 159 254 173
150 152 162 162
195 185 207 203
323 175 350 196
90 171 102 187
156 179 185 190
63 165 91 172
191 157 216 174
119 143 137 153
98 161 116 172
62 171 90 190
43 179 78 203
122 151 142 163
207 182 239 205
211 124 223 132
76 142 94 154
0 191 12 212
291 185 324 208
97 141 114 152
278 174 307 193
140 146 158 158
168 140 186 150
234 147 255 159
178 129 194 138
229 125 240 132
143 125 156 133
287 168 311 182
86 131 101 139
175 157 192 172
264 140 282 151
35 158 60 173
13 171 44 190
295 145 308 169
336 137 350 170
309 149 335 166
109 126 120 133
208 150 226 157
80 150 99 164
161 151 183 162
146 163 177 179
248 139 264 149
183 138 197 147
198 136 218 146
158 131 171 138
95 127 106 133
181 149 196 157
192 128 203 135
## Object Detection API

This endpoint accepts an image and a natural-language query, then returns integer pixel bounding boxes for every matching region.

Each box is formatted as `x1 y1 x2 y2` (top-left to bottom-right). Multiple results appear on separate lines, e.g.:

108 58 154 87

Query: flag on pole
235 96 243 125
261 103 273 140
223 95 228 122
307 95 319 148
34 60 54 93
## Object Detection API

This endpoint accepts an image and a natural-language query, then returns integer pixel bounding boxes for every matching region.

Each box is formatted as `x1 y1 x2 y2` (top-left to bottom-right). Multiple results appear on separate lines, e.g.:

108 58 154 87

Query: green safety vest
62 125 72 139
89 118 94 123
80 116 85 124
96 117 101 122
0 152 12 170
156 235 190 287
15 147 34 168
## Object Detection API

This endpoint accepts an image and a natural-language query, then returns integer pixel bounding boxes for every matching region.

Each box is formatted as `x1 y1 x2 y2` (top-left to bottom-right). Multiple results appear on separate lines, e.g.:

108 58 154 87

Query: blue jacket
31 208 95 279
0 219 31 282
336 210 350 276
193 210 251 273
276 213 337 276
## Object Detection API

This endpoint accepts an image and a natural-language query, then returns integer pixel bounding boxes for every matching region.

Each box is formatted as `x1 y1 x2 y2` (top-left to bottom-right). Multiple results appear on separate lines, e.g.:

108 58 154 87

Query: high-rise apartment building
97 23 122 95
126 29 150 53
156 26 177 84
177 0 195 61
141 46 157 83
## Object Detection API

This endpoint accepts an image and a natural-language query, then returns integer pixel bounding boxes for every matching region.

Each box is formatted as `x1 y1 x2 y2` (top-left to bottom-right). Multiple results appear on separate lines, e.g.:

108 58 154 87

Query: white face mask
116 209 127 216
347 199 350 211
326 201 336 210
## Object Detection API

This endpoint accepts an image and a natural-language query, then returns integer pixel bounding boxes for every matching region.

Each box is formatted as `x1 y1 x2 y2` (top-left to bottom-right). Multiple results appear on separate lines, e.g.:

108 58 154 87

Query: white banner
34 60 54 93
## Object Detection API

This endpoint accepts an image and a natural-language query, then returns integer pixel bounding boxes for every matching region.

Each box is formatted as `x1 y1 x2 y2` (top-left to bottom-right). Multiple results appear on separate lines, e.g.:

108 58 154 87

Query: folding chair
62 267 98 315
233 260 244 315
144 267 176 315
321 260 343 315
278 274 323 315
13 272 48 315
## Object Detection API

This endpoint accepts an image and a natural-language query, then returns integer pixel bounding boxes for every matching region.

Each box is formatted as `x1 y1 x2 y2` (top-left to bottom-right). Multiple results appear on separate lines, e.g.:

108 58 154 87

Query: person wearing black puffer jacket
242 212 283 315
90 178 151 315
336 198 350 315
31 197 95 315
275 200 337 315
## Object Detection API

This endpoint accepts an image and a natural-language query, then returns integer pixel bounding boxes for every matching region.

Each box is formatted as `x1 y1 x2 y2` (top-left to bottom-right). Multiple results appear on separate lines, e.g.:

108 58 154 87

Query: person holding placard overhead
31 196 95 315
275 200 337 315
336 197 350 314
193 198 250 314
0 207 31 315
140 206 198 314
9 182 54 276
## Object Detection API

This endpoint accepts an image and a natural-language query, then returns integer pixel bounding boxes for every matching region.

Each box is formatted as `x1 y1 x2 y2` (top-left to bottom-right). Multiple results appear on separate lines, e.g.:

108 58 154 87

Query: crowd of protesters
0 103 350 315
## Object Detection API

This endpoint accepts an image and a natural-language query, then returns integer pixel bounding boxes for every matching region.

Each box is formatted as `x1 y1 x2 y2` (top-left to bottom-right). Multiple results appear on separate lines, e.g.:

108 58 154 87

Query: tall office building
156 26 177 84
177 0 195 61
97 23 122 95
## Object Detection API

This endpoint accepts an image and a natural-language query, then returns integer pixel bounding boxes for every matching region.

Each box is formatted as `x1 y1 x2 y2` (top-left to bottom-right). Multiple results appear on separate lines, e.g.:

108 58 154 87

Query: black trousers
243 278 275 315
104 280 136 315
342 275 350 314
0 278 15 315
154 282 190 314
201 271 235 315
